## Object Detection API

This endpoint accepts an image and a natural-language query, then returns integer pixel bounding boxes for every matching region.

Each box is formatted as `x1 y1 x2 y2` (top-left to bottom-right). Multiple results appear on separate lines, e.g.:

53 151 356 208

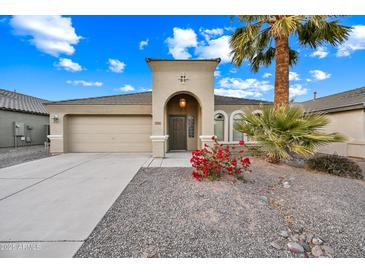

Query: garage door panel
70 134 150 143
67 115 152 153
69 143 152 153
70 119 151 126
69 125 151 134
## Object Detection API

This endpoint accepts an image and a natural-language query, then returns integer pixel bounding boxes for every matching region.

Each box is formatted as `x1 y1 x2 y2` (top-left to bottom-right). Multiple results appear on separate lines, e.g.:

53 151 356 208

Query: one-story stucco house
301 86 365 158
46 58 270 157
45 58 365 159
0 89 49 148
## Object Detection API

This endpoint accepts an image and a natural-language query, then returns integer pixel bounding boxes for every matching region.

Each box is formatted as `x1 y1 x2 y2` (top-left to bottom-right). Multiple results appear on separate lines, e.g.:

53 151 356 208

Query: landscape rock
279 230 289 238
305 233 314 243
290 234 300 242
311 245 324 257
287 242 304 254
299 234 307 242
312 237 324 245
283 181 291 188
259 196 268 204
322 245 334 256
270 239 284 250
301 242 311 252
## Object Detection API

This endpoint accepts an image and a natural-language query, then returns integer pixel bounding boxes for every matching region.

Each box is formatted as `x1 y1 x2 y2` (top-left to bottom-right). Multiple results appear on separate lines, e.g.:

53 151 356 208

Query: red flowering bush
190 136 251 181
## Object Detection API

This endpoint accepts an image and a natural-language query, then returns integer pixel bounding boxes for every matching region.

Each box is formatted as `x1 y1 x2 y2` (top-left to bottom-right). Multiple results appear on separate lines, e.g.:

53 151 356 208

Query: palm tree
234 105 346 163
230 16 351 107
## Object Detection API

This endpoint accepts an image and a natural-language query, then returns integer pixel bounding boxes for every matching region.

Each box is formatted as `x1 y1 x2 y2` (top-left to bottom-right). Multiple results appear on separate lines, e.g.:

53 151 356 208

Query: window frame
213 110 228 142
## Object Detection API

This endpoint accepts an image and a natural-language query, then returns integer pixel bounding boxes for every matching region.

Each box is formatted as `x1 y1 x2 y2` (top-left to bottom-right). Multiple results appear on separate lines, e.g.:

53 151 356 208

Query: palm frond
297 16 351 48
270 16 303 37
234 105 346 161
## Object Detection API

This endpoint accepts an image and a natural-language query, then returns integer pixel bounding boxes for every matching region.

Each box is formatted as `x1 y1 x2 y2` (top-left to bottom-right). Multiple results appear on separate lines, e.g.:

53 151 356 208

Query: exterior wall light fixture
179 98 187 109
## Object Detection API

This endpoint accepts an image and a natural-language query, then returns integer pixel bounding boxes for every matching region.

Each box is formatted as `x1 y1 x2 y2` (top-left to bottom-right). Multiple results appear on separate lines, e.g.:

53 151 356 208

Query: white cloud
55 58 83 72
166 27 231 62
311 46 329 59
108 58 126 73
139 39 149 50
224 27 235 32
118 84 135 92
166 27 198 59
230 68 238 74
289 71 300 81
215 88 263 98
10 15 81 57
309 69 331 80
262 72 272 78
199 27 224 40
195 35 231 63
337 25 365 57
289 84 308 97
66 80 102 87
215 77 273 98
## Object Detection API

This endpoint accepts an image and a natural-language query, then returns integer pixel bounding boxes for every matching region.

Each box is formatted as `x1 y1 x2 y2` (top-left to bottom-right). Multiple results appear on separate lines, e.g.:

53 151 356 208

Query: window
187 116 195 138
214 113 225 141
232 113 246 142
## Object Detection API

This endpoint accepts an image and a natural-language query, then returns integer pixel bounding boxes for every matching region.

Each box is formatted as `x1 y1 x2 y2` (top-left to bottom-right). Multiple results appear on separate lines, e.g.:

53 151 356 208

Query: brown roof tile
0 89 49 115
46 91 271 106
300 86 365 112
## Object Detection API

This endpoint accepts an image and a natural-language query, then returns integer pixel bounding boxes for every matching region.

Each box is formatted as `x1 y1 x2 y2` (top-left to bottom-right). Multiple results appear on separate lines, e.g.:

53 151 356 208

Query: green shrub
234 105 346 163
305 154 364 180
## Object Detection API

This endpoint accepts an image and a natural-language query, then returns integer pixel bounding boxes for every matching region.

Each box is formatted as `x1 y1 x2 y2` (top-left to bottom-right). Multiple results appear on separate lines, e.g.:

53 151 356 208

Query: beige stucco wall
147 59 219 157
317 109 365 158
214 104 263 142
46 104 152 153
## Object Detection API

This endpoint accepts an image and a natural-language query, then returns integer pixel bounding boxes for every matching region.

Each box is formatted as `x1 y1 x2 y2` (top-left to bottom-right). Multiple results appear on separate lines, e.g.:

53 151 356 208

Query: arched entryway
165 93 201 151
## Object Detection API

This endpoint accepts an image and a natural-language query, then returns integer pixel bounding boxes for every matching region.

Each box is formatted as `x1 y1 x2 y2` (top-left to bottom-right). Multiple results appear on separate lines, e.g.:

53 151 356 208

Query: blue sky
0 15 364 102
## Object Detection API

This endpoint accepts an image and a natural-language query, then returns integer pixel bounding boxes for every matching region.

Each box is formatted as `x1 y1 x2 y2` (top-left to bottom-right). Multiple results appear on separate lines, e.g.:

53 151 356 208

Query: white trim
199 135 215 142
150 135 169 142
219 141 258 145
47 135 63 139
214 110 228 142
229 110 245 142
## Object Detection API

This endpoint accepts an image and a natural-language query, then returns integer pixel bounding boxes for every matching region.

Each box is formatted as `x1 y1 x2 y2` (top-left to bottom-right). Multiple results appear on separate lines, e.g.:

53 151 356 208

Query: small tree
230 16 351 107
234 105 346 163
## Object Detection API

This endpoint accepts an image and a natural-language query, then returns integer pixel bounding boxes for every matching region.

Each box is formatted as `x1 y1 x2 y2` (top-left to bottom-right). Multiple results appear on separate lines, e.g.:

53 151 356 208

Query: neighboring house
301 86 365 158
46 58 270 157
0 89 50 148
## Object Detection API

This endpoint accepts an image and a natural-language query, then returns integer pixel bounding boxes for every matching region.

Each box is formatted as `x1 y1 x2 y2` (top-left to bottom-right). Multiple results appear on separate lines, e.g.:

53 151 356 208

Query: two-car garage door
67 115 152 152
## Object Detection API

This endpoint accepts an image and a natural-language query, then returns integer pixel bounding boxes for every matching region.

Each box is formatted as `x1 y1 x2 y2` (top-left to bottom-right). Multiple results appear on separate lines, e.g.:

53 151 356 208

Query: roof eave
304 102 365 113
0 107 49 116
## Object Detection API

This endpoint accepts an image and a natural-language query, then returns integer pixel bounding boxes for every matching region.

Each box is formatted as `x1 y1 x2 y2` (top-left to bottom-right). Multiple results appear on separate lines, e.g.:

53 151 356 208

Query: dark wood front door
169 116 187 150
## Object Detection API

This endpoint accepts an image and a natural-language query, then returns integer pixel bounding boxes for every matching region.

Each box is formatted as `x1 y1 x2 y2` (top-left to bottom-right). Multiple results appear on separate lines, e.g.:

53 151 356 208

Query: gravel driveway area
0 145 50 169
75 158 365 258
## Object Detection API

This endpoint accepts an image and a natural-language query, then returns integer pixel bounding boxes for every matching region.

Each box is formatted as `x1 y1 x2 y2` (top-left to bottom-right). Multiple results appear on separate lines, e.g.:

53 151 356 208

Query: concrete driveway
0 153 150 258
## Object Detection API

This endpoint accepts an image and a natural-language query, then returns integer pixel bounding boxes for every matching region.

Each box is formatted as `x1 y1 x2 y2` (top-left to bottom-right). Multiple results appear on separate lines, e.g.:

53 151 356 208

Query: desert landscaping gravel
75 158 365 258
0 145 50 169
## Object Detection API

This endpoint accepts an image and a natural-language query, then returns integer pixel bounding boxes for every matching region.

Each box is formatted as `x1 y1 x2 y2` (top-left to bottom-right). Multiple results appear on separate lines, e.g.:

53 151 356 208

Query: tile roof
46 91 153 105
46 91 272 105
300 86 365 113
214 95 270 105
0 89 49 115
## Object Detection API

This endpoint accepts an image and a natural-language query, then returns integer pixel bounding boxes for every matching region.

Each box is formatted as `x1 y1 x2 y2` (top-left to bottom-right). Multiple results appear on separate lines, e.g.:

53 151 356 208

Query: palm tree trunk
274 36 289 107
